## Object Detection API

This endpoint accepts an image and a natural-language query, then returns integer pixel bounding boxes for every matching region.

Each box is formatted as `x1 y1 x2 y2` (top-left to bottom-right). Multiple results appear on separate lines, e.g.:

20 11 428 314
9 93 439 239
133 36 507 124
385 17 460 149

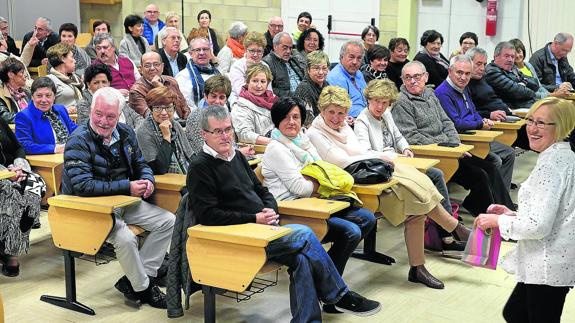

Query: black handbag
344 158 394 184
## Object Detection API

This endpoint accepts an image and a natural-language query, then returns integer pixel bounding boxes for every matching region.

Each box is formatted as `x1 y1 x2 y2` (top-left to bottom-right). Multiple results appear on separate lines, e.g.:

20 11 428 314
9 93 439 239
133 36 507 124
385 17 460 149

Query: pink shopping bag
461 226 502 270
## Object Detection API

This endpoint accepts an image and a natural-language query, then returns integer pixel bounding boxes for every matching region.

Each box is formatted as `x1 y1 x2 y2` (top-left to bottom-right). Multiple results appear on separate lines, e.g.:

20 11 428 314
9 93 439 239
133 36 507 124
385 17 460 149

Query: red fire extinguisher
486 0 497 36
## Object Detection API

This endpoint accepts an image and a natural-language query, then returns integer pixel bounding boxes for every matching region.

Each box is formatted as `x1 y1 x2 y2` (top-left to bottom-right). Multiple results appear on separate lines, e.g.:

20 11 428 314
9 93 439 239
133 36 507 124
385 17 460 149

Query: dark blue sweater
435 80 483 132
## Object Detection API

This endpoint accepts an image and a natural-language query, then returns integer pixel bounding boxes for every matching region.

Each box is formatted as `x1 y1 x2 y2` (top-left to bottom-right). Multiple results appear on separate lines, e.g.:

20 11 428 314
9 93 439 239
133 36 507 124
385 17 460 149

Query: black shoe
408 265 444 289
323 303 343 314
150 275 166 288
0 254 19 277
137 284 167 309
115 276 141 308
442 240 466 252
334 291 381 316
32 222 41 229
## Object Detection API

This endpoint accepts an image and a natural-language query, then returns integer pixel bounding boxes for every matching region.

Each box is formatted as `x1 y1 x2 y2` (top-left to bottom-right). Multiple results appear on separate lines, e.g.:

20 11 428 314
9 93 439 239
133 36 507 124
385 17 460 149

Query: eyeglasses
145 10 159 14
310 65 329 73
190 47 211 53
526 118 556 129
204 127 234 137
143 62 163 70
151 104 175 113
269 24 283 29
402 73 425 81
247 48 264 55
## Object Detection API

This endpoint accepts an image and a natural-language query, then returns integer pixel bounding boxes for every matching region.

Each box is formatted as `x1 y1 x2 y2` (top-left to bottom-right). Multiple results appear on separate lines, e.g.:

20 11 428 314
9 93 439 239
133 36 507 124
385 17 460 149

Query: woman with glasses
387 38 410 90
449 32 478 60
413 30 449 88
293 28 324 69
119 14 151 68
217 21 248 76
476 97 575 323
294 50 329 126
136 86 193 175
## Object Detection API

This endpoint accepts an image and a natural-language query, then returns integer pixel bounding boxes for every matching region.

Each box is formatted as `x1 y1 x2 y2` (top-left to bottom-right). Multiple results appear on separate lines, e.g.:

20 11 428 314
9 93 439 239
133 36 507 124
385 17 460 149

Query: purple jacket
435 80 483 132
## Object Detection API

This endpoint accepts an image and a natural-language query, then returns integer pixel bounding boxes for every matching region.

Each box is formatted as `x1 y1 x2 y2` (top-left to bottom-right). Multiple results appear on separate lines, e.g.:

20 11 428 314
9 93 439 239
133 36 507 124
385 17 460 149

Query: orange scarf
227 37 245 58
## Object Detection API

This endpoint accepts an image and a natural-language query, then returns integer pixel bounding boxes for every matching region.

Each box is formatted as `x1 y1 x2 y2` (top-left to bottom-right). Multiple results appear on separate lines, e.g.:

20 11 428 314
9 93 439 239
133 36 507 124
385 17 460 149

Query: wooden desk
248 154 262 167
238 143 267 154
8 124 14 132
0 170 16 180
459 130 503 159
352 178 399 213
491 119 526 146
278 198 349 240
512 109 529 118
69 114 78 123
154 173 186 213
395 156 439 172
27 154 64 203
410 143 473 182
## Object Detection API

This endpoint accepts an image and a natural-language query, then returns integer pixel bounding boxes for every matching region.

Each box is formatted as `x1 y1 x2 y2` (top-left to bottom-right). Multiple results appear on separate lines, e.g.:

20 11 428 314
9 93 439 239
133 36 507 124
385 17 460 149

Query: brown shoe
452 223 471 242
408 265 444 289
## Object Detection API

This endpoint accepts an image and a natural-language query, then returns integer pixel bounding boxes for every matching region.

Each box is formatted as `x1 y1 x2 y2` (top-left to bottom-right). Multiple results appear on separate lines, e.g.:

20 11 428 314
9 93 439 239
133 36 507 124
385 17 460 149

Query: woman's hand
256 136 271 145
67 105 77 114
159 120 172 142
303 175 320 197
7 165 26 182
402 149 414 158
486 204 515 215
474 213 501 231
379 154 395 167
54 144 65 154
345 116 355 126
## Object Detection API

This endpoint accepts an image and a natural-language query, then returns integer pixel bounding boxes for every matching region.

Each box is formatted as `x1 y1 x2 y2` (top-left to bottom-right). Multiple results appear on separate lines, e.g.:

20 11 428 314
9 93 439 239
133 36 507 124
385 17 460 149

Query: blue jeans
322 206 376 275
266 224 349 323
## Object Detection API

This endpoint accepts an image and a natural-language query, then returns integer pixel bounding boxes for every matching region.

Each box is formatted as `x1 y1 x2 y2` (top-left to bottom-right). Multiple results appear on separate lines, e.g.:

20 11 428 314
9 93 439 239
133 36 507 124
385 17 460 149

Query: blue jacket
143 18 165 46
435 80 483 132
327 64 367 118
14 103 77 154
62 122 154 197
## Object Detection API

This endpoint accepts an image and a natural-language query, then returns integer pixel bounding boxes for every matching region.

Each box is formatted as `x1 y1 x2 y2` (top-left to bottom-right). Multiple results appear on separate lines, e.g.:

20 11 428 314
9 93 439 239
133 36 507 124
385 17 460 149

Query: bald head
141 51 164 80
268 16 284 37
145 4 160 24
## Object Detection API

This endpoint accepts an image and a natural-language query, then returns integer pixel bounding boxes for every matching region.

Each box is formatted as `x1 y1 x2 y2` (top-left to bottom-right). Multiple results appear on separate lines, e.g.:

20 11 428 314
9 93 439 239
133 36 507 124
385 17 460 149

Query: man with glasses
263 32 305 98
129 51 189 119
143 3 164 46
62 86 175 309
0 17 19 56
529 32 575 92
158 27 187 77
264 16 284 56
176 37 220 107
436 55 516 190
393 61 515 217
93 33 140 96
22 17 59 67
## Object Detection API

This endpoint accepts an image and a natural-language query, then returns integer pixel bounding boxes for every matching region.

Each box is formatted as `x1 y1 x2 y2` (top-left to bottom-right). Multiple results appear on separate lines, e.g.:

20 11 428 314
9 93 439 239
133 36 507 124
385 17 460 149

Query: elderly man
21 17 59 67
143 4 164 46
187 105 381 321
158 27 186 77
327 40 367 118
92 33 140 96
262 32 305 98
62 87 175 309
129 52 189 119
392 61 514 216
484 42 538 110
264 16 283 56
435 55 516 190
0 17 19 56
529 32 575 92
175 37 220 107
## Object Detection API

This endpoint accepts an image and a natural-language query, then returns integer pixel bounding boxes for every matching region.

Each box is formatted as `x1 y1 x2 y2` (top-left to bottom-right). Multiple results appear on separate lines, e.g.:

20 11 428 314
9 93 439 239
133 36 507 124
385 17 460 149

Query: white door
281 0 380 62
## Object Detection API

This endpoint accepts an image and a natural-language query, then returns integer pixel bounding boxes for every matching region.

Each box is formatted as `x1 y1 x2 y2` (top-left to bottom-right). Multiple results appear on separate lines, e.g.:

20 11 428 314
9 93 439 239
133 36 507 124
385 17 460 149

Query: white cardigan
261 140 314 201
230 97 274 144
499 142 575 286
354 108 410 159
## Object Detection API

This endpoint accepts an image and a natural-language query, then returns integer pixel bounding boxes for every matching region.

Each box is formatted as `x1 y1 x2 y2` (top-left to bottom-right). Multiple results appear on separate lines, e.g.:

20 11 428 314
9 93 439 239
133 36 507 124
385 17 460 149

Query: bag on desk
344 158 394 184
461 226 502 270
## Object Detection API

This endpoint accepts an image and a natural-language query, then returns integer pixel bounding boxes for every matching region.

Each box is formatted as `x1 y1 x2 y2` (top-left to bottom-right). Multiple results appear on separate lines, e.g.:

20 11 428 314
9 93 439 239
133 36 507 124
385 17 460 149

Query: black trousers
503 282 572 323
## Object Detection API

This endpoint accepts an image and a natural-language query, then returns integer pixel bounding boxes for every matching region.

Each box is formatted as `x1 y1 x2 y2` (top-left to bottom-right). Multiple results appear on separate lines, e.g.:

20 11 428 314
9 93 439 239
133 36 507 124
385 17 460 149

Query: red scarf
227 37 245 58
239 85 277 110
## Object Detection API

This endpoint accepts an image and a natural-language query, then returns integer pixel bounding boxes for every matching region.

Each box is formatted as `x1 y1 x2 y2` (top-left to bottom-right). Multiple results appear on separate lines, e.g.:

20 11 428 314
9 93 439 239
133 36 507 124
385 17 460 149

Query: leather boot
452 222 471 242
408 265 444 289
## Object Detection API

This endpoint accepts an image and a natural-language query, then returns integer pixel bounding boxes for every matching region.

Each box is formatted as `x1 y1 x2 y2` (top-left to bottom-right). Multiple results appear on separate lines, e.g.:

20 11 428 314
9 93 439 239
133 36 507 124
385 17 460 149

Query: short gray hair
228 21 248 40
161 27 179 41
493 41 515 57
401 61 427 77
554 32 574 44
91 87 122 113
466 47 488 60
339 40 364 60
272 32 291 46
37 17 52 30
0 16 7 24
201 105 230 131
449 54 473 70
93 32 115 47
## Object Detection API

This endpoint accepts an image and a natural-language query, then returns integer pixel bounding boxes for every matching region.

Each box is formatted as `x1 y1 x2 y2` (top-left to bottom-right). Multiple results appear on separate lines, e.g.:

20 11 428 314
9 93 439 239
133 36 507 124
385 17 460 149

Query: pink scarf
7 84 28 111
310 115 366 156
239 85 278 110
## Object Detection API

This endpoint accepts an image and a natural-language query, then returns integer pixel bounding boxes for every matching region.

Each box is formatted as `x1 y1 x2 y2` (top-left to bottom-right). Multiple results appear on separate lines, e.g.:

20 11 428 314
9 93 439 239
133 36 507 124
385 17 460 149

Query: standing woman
45 43 83 114
413 30 449 88
475 97 575 323
387 38 410 90
119 14 151 68
361 25 380 66
197 10 220 57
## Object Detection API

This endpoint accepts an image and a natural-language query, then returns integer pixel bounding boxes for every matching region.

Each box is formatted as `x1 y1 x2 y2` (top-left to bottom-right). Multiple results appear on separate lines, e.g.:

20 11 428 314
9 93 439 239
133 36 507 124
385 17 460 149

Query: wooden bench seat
26 153 64 204
153 173 186 213
459 130 503 159
491 119 526 146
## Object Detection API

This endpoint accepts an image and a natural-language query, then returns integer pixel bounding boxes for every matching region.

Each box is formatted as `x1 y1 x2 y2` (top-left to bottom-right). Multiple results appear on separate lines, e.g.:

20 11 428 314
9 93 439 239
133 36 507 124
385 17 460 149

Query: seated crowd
1 5 574 323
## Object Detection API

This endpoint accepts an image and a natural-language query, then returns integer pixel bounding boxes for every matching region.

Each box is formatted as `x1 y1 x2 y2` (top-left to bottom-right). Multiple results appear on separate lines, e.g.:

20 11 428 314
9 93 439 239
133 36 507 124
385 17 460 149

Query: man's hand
482 118 494 130
255 208 279 226
143 179 154 199
159 120 172 142
28 30 39 47
150 75 163 87
130 180 148 197
239 145 255 156
559 82 573 92
490 110 507 121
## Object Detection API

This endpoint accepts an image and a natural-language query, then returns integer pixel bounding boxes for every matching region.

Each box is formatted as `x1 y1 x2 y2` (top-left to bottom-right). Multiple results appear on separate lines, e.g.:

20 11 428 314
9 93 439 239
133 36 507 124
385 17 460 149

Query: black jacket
413 52 448 88
484 62 537 110
6 35 19 56
264 31 274 57
529 43 575 92
468 78 512 118
159 48 187 77
0 117 25 166
62 122 154 197
262 52 305 98
21 31 59 67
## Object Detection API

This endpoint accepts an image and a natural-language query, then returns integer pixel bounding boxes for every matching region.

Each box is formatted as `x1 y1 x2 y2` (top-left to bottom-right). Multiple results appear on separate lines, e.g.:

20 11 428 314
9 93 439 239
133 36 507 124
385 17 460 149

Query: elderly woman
0 58 31 123
387 38 410 90
76 64 143 129
355 79 463 252
155 12 188 51
231 63 277 145
136 86 193 175
46 43 83 114
307 85 470 289
361 25 379 65
293 28 324 68
58 23 91 78
293 50 329 126
119 14 151 68
449 32 478 59
15 77 77 154
360 45 391 84
0 117 45 277
475 97 575 323
228 31 270 103
413 30 449 88
261 96 375 312
217 21 248 76
197 9 220 56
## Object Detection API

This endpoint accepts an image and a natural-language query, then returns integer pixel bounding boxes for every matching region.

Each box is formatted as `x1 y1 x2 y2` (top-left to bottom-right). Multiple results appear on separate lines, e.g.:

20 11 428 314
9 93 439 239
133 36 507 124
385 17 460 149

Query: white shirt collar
202 142 236 162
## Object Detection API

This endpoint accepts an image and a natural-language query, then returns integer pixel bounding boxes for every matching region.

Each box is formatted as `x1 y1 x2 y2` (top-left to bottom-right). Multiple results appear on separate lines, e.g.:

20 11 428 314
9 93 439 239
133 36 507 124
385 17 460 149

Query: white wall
416 0 523 60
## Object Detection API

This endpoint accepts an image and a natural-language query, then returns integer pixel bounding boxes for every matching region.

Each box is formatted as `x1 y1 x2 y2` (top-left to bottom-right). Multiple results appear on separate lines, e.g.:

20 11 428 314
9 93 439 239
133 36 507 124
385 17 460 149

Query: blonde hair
318 86 351 112
245 63 273 83
306 50 330 69
243 31 267 49
526 97 575 141
164 11 180 22
363 79 399 103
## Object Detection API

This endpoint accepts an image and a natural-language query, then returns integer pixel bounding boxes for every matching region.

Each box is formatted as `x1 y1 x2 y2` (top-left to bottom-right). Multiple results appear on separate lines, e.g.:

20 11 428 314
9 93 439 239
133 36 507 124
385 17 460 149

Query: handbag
424 203 459 251
461 226 502 270
343 158 394 184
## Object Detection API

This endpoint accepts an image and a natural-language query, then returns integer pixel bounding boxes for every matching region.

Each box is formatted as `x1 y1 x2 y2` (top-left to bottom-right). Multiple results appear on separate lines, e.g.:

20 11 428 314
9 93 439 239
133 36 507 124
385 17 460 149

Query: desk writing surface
492 119 526 130
154 173 186 191
189 223 291 247
459 130 503 142
278 198 349 219
512 109 529 118
48 195 141 213
9 123 15 132
27 154 64 167
410 143 473 157
0 170 16 180
396 156 439 171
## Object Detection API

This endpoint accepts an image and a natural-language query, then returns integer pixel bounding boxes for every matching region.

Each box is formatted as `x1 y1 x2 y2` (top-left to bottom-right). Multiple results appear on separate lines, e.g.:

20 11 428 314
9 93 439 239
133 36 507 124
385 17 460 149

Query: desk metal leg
202 286 216 323
352 223 396 265
40 250 95 315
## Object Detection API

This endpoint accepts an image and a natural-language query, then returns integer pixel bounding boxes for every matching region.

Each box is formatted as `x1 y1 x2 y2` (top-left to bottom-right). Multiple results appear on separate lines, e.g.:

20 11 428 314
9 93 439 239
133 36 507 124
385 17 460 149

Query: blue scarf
185 62 220 105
